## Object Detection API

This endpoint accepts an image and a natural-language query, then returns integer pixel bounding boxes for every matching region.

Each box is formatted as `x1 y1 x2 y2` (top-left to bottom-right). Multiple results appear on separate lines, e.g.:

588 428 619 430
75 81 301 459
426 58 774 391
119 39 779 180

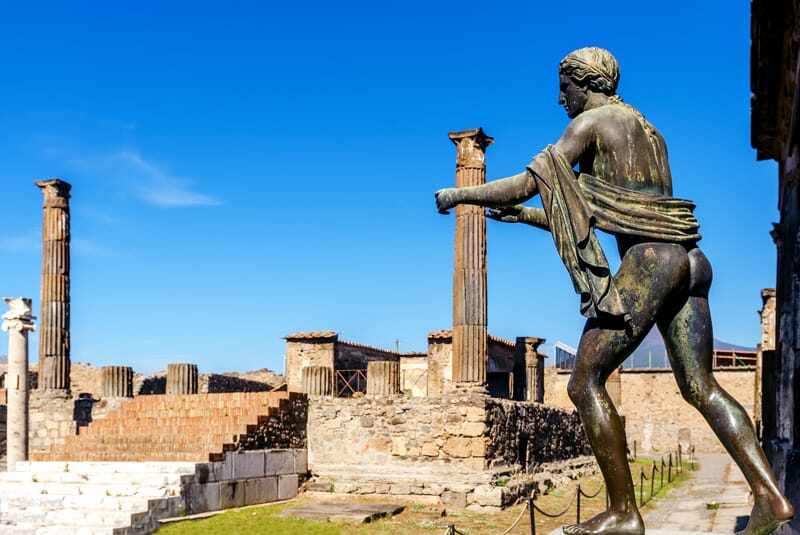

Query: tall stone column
449 128 493 385
302 366 333 396
102 366 134 398
2 298 35 471
166 363 199 395
36 179 71 392
366 361 400 397
756 288 776 432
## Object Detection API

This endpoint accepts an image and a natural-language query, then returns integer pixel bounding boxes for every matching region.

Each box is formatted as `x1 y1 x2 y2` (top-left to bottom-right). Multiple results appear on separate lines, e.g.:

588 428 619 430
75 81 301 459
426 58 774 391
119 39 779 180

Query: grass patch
160 460 695 535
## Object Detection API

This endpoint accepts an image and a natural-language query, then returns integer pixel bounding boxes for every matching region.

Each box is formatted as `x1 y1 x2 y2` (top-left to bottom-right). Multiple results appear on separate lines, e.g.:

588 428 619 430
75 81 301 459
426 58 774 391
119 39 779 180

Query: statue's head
558 47 620 118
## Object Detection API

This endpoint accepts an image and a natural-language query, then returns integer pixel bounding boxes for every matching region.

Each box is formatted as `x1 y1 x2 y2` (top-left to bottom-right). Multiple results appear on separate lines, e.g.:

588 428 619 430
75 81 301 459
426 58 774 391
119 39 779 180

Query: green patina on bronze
435 47 794 535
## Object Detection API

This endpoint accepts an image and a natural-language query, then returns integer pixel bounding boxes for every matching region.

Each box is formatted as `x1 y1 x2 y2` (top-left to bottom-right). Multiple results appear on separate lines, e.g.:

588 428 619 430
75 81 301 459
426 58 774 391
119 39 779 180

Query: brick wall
543 367 756 453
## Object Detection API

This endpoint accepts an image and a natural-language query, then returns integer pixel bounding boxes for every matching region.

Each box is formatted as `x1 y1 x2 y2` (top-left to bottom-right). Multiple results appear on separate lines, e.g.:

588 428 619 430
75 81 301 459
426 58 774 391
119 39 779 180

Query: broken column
366 360 400 397
166 363 199 395
102 366 134 398
2 298 35 471
36 178 71 392
449 128 493 385
513 337 546 402
302 366 333 396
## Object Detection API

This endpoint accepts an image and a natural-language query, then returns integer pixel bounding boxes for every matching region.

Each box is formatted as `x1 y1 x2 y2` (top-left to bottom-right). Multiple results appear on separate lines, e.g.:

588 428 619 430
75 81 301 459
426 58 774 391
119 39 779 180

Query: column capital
449 128 494 168
2 298 36 333
35 178 72 208
516 336 546 352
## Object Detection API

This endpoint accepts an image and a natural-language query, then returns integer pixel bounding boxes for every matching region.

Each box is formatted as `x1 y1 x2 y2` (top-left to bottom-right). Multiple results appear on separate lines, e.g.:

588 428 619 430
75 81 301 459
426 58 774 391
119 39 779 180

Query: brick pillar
607 367 622 408
366 361 400 397
166 363 199 395
515 337 545 402
102 366 134 398
36 179 71 392
2 298 35 471
449 128 493 385
302 366 333 396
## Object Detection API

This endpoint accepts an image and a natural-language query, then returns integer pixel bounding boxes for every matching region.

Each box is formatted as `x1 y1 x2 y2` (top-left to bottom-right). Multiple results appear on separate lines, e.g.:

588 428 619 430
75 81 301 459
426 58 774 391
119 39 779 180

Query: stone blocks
186 448 306 514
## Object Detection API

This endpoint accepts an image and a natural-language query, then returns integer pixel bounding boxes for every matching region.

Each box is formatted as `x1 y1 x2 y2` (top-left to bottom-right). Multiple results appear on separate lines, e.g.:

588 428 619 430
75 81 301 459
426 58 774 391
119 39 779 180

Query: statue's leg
657 250 794 535
565 243 690 535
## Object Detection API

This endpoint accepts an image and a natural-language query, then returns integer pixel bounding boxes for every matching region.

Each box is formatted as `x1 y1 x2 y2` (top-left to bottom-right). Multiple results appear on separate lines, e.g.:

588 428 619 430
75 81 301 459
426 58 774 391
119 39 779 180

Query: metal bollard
640 467 645 506
577 484 582 524
651 463 656 498
528 497 536 535
633 440 637 460
668 453 673 483
661 458 665 488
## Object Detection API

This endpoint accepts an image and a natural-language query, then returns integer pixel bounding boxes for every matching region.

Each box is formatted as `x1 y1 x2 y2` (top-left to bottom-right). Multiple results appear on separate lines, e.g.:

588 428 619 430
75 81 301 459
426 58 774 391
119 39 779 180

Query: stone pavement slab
644 454 751 533
280 502 405 523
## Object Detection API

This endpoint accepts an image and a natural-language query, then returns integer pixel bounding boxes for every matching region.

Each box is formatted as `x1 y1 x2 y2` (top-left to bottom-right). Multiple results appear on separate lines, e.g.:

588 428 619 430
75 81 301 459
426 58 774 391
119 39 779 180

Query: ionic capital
35 178 72 208
2 297 36 333
449 128 494 168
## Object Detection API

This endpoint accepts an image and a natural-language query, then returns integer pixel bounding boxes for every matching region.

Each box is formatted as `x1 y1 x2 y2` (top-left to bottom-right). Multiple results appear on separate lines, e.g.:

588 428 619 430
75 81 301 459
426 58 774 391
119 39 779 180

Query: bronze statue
435 47 794 535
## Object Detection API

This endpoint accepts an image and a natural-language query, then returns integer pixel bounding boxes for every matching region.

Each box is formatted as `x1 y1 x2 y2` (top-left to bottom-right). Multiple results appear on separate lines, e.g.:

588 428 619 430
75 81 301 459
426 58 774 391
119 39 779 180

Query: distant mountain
626 328 755 368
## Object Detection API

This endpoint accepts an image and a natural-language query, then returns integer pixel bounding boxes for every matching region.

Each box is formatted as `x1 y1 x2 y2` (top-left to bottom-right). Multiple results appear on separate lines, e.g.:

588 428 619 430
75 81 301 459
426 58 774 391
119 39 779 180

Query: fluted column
302 366 333 396
102 366 134 398
166 363 199 395
450 128 493 385
366 361 400 397
36 178 71 392
2 298 35 471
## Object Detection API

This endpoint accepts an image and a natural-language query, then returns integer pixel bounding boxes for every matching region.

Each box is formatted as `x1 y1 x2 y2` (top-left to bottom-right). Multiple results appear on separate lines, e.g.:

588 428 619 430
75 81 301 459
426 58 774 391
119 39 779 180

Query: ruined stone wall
400 356 428 397
485 399 590 470
238 393 308 451
426 337 452 397
306 390 590 508
335 342 400 370
544 368 756 453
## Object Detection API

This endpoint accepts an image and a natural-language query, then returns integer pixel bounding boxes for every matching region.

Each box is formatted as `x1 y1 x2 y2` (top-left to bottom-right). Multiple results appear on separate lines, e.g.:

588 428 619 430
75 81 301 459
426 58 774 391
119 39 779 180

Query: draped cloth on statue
527 145 701 324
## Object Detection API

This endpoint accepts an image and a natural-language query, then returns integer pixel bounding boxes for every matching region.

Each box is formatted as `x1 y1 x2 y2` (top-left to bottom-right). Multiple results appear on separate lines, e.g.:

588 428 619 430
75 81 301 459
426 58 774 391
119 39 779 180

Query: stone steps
33 392 291 462
0 461 193 535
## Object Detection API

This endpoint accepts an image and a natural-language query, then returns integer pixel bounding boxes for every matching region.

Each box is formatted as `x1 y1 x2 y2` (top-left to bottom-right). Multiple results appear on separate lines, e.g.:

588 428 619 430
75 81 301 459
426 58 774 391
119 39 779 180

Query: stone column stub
366 360 400 397
450 128 493 385
102 366 134 398
166 363 199 395
2 297 36 471
302 366 333 396
36 178 72 392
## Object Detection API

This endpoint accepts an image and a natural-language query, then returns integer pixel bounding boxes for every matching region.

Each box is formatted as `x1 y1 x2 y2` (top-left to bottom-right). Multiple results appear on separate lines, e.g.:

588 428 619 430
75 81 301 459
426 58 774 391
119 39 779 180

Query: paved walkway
644 454 751 533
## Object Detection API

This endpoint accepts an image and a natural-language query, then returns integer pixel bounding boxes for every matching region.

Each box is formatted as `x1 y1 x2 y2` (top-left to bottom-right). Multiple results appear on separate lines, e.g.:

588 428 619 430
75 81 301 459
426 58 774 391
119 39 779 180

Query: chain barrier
441 446 691 534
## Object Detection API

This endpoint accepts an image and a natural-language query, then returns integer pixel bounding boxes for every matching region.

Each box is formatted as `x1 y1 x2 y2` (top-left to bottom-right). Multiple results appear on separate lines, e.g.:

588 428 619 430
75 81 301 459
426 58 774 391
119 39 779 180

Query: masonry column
2 298 35 471
36 179 71 392
607 367 622 408
102 366 134 398
515 337 546 402
166 363 199 395
756 288 776 433
366 360 400 397
449 128 493 385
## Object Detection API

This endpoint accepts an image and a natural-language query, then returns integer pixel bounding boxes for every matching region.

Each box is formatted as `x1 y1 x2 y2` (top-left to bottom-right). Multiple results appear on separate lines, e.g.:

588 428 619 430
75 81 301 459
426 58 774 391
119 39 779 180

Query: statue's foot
736 491 795 535
562 510 644 535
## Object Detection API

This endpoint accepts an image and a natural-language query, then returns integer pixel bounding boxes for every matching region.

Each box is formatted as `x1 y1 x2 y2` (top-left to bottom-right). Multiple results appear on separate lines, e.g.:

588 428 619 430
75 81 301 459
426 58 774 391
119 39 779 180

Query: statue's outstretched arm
486 205 550 231
435 114 592 214
436 170 537 213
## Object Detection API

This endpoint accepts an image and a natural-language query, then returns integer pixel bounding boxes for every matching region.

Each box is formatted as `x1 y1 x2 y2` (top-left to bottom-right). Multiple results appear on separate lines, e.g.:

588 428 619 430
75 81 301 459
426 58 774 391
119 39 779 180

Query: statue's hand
435 188 459 214
486 205 524 223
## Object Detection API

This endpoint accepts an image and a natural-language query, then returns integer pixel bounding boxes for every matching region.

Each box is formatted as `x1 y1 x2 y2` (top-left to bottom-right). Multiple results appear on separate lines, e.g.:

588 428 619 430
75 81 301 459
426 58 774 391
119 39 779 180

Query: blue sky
0 2 776 373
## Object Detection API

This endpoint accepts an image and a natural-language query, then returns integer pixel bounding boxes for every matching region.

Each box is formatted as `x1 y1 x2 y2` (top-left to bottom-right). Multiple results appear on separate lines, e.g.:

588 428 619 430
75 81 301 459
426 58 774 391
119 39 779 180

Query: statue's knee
567 375 589 406
679 381 712 410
